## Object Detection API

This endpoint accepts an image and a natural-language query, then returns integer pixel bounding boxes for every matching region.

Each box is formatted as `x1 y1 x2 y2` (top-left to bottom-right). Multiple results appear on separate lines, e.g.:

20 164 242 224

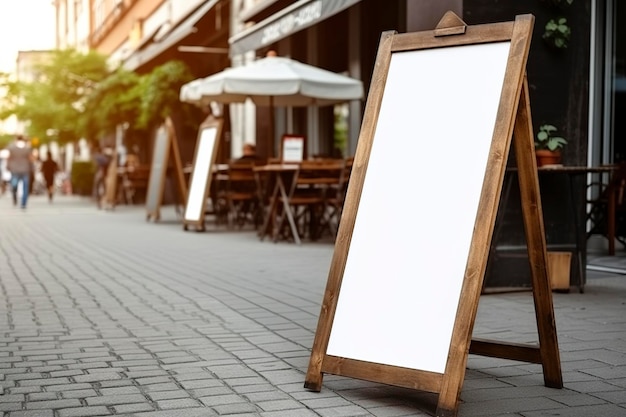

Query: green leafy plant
136 60 195 130
535 124 567 151
543 17 571 49
0 49 110 145
81 68 142 140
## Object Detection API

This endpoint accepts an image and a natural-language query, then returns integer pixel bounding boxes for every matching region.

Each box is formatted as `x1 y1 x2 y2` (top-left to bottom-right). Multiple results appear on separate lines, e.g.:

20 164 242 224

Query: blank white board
145 125 170 217
184 126 218 223
326 41 511 373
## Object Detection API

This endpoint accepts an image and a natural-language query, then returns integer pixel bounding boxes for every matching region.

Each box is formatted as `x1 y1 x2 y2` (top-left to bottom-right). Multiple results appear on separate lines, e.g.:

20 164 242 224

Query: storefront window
612 1 625 161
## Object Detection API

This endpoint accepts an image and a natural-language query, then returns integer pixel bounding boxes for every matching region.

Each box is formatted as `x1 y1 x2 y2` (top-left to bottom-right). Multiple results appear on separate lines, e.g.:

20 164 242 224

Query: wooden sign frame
305 12 562 417
280 134 306 163
102 148 118 210
145 117 187 222
182 116 223 231
102 126 130 210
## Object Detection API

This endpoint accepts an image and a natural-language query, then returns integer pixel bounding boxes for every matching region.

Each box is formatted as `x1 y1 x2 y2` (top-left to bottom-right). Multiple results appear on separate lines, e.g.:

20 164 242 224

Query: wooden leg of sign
304 243 351 391
304 282 333 391
304 359 324 392
305 29 398 394
167 117 189 204
513 77 563 389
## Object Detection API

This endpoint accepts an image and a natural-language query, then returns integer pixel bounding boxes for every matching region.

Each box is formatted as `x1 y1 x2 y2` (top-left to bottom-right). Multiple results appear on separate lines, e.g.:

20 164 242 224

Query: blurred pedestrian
6 135 34 209
41 151 59 202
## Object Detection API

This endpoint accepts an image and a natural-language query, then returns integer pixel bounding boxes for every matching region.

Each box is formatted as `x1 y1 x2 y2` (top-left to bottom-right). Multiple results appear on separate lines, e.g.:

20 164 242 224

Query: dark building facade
465 1 624 288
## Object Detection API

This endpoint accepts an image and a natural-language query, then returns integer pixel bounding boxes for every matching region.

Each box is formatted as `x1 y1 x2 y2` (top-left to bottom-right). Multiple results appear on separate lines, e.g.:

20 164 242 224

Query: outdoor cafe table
497 164 617 293
253 161 345 244
254 164 301 244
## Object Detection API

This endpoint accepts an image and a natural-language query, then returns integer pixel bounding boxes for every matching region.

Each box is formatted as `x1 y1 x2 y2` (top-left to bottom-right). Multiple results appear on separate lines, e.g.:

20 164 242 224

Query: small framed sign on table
280 134 305 163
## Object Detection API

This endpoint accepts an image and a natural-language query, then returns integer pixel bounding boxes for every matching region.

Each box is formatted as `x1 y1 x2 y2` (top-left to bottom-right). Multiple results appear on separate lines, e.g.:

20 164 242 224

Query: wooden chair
208 165 230 227
119 165 150 204
319 157 353 237
276 160 344 241
223 160 262 229
586 162 626 248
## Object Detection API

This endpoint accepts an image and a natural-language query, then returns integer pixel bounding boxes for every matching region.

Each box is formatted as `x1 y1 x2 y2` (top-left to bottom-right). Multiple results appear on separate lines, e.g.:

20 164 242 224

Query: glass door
612 1 625 162
590 0 625 165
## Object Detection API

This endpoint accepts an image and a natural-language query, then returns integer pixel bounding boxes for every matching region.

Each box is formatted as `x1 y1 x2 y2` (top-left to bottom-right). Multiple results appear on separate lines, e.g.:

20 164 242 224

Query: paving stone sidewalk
0 194 625 416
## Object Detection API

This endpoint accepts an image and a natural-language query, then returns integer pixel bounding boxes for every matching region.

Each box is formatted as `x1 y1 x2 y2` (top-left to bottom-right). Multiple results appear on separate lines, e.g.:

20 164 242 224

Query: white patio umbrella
179 53 364 155
180 54 364 107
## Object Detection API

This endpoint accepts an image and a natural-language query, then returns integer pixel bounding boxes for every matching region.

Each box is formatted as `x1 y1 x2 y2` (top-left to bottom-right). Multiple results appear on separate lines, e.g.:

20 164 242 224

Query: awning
134 23 166 52
229 0 362 57
123 0 219 71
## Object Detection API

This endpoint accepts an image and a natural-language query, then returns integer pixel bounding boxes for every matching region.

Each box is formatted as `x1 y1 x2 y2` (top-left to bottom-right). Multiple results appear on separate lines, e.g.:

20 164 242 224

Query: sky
0 0 56 73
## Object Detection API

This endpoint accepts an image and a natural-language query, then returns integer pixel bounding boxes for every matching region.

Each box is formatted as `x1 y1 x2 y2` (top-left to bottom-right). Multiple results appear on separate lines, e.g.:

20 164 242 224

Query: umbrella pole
269 96 275 159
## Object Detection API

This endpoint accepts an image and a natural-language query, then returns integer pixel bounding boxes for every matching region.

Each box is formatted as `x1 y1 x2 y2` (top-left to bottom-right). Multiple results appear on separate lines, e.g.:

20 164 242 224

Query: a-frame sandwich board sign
145 117 188 222
182 115 223 232
305 12 562 417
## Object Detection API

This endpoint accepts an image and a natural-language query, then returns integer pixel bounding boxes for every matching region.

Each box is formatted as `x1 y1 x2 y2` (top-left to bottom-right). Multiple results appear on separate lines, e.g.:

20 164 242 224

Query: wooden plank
470 338 542 363
166 117 188 207
513 78 563 389
304 29 396 392
392 21 514 52
103 149 118 209
436 14 535 417
322 356 443 393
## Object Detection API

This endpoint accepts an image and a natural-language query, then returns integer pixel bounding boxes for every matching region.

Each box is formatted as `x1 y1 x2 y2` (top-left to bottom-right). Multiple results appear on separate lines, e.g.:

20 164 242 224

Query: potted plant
535 124 567 166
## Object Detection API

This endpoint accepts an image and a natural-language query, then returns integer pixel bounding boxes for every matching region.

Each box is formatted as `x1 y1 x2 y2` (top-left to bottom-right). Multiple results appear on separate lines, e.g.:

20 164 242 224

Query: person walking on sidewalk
41 151 59 202
6 135 34 209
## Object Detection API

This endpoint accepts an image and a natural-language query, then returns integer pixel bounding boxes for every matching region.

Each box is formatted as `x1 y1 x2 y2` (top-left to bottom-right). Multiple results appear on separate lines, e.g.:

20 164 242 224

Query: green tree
0 132 14 148
136 60 196 130
1 53 199 153
81 68 143 140
0 72 18 119
0 49 109 145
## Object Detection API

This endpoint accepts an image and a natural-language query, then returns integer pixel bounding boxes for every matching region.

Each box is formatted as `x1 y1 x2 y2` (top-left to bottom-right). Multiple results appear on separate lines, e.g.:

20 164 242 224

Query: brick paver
0 194 625 416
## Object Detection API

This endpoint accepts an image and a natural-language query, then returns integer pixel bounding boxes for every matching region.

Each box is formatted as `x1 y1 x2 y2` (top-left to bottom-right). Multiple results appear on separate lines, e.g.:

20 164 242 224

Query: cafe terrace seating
319 157 353 237
223 160 264 229
274 159 346 242
209 164 235 227
118 165 151 205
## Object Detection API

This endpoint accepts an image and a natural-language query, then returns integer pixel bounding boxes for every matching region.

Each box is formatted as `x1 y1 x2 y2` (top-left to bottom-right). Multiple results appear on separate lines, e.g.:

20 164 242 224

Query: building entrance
612 2 625 161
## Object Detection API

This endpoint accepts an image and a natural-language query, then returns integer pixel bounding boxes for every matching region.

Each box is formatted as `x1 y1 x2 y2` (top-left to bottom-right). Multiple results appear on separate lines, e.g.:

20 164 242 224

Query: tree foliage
0 132 14 148
0 49 110 144
81 68 142 140
1 50 197 147
136 60 195 129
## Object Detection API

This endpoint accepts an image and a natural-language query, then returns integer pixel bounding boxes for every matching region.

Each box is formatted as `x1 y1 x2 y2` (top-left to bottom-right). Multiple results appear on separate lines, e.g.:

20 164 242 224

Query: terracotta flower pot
535 149 562 167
